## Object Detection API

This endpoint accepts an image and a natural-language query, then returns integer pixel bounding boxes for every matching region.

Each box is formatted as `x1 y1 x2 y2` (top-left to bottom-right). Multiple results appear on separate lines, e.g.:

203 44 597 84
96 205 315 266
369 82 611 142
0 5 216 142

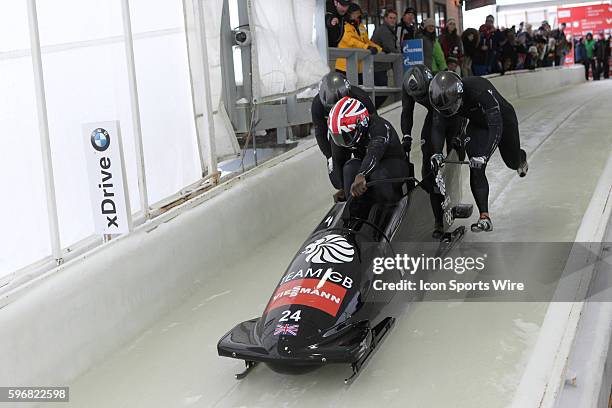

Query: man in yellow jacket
335 3 382 78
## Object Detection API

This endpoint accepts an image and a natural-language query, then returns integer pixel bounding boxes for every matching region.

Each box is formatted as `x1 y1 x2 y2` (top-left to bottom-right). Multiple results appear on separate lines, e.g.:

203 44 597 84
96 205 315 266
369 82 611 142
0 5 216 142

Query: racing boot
432 222 445 240
517 149 528 178
401 135 413 159
430 153 445 175
431 154 446 195
430 194 445 239
471 215 493 233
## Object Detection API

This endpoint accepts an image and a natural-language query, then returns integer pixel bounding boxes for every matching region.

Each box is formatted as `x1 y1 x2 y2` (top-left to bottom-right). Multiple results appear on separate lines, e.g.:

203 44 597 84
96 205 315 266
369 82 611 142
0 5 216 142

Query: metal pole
314 0 329 64
181 0 207 177
26 0 63 265
196 0 219 180
120 0 150 218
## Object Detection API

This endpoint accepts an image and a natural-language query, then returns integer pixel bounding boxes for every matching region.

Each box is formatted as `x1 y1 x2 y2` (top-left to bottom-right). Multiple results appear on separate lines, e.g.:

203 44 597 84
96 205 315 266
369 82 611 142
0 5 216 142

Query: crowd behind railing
326 0 612 100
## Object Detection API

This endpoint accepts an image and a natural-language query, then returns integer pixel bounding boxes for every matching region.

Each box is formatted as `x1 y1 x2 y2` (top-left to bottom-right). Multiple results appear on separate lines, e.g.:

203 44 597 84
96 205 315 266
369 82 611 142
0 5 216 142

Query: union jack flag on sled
274 324 299 336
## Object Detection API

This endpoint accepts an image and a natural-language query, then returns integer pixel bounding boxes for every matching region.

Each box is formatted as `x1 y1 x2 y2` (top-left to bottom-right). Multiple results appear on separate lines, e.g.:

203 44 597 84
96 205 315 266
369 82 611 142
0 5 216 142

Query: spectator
594 32 610 80
492 26 507 73
461 27 480 77
515 30 529 69
418 18 447 73
440 18 463 73
539 20 551 34
552 23 571 66
371 9 400 107
574 37 585 64
584 32 597 80
537 21 556 66
447 56 460 75
608 35 612 78
525 45 541 70
534 29 550 67
325 0 351 47
517 24 534 48
396 7 417 48
335 3 382 81
545 36 557 67
498 29 519 73
476 15 496 75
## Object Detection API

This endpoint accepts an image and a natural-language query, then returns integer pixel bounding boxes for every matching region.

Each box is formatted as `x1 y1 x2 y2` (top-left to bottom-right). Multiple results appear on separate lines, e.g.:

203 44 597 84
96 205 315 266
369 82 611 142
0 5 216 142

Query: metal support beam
220 0 239 128
120 0 150 218
237 0 252 103
182 0 207 177
196 0 219 179
314 0 329 67
26 0 62 264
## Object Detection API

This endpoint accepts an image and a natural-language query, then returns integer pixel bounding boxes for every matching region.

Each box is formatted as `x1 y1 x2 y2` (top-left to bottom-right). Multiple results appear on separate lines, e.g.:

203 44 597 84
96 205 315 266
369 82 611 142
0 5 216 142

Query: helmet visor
329 129 357 148
436 97 462 117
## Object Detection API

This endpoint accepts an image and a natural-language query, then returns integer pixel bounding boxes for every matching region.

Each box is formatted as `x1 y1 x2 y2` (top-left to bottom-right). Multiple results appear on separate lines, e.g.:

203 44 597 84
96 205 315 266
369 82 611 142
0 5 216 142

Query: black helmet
429 71 464 117
318 72 351 111
403 64 434 99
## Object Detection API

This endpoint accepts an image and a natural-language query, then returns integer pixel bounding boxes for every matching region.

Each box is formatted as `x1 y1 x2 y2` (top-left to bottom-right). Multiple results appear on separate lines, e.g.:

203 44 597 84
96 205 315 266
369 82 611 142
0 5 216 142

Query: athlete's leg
369 158 411 203
420 111 445 235
498 103 528 177
330 143 352 190
497 104 522 170
465 124 490 215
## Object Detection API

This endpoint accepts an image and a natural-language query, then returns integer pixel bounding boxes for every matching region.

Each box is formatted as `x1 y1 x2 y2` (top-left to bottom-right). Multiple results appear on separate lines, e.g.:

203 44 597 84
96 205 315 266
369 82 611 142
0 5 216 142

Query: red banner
265 278 347 316
558 4 612 70
558 4 612 37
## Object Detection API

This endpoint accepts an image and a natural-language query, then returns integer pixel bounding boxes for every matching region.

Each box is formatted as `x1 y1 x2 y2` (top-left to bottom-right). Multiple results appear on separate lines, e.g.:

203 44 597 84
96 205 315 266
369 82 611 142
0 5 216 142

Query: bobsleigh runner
217 150 473 383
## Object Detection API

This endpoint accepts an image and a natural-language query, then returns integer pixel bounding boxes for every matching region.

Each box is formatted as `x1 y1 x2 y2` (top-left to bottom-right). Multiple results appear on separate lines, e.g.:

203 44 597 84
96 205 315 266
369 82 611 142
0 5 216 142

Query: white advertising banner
83 121 132 235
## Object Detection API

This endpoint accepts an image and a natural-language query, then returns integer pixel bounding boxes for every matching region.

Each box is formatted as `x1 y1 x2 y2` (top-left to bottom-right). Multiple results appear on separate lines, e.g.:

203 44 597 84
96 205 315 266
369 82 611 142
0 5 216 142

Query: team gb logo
302 234 354 264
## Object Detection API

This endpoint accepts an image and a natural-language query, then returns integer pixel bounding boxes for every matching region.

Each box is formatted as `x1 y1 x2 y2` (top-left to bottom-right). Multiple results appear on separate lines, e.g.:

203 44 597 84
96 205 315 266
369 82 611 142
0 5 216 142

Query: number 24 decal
279 310 301 322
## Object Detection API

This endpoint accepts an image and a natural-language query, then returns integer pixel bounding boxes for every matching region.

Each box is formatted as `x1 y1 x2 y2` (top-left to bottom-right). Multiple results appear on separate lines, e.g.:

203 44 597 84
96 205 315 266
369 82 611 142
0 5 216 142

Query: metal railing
219 0 406 137
327 48 404 105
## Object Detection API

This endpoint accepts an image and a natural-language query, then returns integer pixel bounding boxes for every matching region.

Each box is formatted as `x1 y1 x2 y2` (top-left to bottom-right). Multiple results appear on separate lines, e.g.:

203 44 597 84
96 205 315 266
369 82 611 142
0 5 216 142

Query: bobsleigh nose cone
266 361 320 375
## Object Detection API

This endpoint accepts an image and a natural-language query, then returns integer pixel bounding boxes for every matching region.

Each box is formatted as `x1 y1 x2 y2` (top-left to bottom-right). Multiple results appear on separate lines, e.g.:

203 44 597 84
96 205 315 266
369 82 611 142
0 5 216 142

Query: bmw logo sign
91 128 111 152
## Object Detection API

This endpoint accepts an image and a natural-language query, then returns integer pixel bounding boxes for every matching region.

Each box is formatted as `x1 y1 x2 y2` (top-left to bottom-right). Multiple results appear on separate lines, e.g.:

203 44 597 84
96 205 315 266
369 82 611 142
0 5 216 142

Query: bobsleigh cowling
217 151 471 382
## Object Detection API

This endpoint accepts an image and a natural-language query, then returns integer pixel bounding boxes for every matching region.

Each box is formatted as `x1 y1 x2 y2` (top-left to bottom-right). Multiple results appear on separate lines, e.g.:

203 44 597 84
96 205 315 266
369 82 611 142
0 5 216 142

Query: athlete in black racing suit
312 72 377 201
401 65 464 238
327 96 411 213
429 72 528 232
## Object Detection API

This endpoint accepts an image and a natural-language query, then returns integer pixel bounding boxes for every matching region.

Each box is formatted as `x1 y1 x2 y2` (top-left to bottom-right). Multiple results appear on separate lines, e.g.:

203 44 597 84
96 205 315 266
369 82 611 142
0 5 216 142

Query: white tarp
184 0 240 162
250 0 329 100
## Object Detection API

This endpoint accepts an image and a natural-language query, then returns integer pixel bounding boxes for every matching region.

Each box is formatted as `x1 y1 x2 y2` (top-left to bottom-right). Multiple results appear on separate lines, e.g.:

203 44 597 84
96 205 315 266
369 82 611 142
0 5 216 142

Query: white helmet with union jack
327 96 370 148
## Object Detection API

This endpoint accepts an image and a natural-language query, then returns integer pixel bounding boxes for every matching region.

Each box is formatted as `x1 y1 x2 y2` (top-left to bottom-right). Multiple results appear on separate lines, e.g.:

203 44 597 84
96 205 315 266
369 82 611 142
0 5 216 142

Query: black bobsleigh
217 150 472 383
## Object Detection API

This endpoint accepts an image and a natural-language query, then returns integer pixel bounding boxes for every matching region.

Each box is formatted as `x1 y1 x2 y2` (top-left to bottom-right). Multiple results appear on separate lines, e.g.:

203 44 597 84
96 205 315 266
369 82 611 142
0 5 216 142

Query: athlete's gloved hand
401 135 412 157
351 173 368 197
430 153 445 174
469 156 487 169
327 157 334 174
367 46 379 55
333 189 346 203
